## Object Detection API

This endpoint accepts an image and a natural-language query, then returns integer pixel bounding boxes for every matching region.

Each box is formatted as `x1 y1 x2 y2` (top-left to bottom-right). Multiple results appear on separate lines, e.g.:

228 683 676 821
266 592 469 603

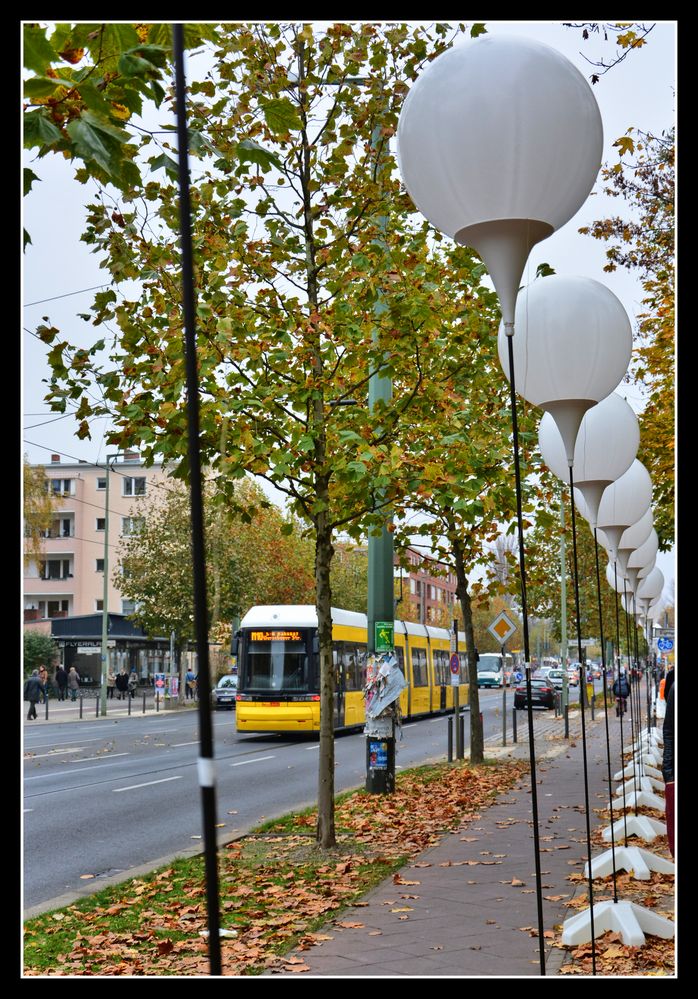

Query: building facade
24 452 166 621
397 547 458 627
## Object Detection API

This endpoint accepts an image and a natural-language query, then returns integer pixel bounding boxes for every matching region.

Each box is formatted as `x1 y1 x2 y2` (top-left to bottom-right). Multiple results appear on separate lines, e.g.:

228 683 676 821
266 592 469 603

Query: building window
96 599 104 611
123 477 146 497
40 558 71 580
96 518 106 531
96 559 105 572
122 516 145 536
47 599 70 617
96 477 107 490
122 599 139 615
47 478 73 496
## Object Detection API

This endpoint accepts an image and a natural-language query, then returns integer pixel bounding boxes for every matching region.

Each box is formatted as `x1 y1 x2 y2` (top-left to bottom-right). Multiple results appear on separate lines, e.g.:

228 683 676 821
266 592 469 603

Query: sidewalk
23 692 199 724
275 705 669 977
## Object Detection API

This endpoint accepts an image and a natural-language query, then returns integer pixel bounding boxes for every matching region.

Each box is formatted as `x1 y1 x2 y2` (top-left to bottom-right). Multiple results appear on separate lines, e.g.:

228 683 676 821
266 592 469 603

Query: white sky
21 20 677 599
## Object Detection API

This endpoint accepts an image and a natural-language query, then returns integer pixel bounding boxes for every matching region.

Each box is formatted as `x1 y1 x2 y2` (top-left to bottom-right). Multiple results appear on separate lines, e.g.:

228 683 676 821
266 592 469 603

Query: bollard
590 680 595 720
502 686 507 746
79 694 84 719
143 692 147 714
459 711 466 759
128 692 132 716
564 703 569 739
156 691 160 712
512 706 517 743
95 694 99 717
44 697 49 720
447 716 453 762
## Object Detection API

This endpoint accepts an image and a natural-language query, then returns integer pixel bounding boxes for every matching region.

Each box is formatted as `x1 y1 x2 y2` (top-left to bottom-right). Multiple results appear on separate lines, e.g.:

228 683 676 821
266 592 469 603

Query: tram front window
245 638 309 692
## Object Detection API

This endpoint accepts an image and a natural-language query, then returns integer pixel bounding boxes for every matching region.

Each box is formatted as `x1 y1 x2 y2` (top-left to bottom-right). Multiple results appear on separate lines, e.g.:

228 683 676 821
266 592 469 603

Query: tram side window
411 648 428 687
334 642 367 691
434 650 449 686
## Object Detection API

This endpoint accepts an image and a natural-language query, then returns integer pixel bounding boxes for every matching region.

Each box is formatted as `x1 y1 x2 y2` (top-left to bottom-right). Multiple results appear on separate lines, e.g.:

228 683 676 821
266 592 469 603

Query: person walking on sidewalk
115 668 129 700
54 665 68 701
106 668 116 699
128 669 139 698
662 683 675 858
67 666 80 702
38 664 49 703
24 670 43 720
185 668 196 700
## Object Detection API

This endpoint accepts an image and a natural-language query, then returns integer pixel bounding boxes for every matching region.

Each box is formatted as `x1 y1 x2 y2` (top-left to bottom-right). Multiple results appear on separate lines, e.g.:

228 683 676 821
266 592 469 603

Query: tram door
333 649 345 728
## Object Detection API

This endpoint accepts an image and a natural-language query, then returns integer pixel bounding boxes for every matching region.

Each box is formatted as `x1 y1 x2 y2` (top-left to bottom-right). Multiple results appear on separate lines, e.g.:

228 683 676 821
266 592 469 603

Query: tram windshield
242 629 310 692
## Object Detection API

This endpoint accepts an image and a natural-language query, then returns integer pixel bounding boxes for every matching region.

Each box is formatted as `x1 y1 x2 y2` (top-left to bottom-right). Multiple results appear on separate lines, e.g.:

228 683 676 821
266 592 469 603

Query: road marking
305 744 321 750
25 748 86 759
113 776 183 792
230 756 275 767
69 753 129 763
171 740 199 747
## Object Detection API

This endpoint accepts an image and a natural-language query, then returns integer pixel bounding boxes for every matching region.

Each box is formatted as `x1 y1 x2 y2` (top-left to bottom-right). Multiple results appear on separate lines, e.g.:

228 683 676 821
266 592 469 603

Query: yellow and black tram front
235 625 321 732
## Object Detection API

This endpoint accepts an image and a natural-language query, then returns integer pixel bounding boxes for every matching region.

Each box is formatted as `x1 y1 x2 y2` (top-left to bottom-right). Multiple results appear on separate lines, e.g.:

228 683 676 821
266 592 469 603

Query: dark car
212 674 238 710
514 677 555 710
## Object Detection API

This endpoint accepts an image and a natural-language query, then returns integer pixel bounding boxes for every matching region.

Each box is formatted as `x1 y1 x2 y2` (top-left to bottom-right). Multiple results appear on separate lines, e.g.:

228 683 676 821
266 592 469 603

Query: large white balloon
396 34 603 324
595 460 653 544
538 392 638 513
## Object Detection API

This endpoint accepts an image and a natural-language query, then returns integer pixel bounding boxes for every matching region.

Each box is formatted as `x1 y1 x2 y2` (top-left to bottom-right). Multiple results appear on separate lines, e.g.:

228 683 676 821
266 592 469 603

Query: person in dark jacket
55 666 68 701
115 668 129 700
662 683 674 858
25 670 43 720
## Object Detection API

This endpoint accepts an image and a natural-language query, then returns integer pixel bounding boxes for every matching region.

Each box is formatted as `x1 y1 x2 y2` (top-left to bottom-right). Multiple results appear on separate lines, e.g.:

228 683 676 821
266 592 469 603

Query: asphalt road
22 685 583 914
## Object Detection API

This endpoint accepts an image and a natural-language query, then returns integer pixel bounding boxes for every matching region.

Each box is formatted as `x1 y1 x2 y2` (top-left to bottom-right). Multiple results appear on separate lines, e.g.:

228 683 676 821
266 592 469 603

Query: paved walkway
274 703 667 977
23 692 199 723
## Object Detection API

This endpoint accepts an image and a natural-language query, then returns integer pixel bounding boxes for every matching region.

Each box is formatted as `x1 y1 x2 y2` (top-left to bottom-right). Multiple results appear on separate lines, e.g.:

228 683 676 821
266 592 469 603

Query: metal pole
502 684 507 746
173 24 222 973
99 459 111 717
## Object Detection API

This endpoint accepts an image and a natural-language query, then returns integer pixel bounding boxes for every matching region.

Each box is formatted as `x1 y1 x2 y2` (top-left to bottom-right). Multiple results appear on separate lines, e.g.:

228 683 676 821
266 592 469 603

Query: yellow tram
234 605 469 734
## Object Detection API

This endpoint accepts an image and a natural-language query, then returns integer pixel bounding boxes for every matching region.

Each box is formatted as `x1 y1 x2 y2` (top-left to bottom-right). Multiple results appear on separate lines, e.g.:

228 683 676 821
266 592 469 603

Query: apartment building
24 451 167 621
399 546 458 626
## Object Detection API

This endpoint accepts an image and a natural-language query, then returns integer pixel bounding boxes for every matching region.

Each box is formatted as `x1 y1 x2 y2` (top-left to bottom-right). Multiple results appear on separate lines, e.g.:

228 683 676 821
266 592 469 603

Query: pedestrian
115 668 129 700
106 668 116 699
67 666 80 702
128 669 138 698
24 670 43 720
662 682 674 858
185 668 196 700
54 665 68 701
663 665 674 702
38 664 49 703
612 668 631 716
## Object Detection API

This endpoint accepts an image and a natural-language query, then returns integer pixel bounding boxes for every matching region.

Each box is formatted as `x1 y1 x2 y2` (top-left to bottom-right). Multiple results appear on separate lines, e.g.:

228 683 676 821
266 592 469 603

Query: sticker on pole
487 611 517 646
450 653 460 686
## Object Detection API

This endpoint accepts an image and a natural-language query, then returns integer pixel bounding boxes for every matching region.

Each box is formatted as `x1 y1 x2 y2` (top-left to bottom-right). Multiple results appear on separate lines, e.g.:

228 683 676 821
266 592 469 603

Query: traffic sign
657 637 674 652
487 610 516 645
450 653 460 686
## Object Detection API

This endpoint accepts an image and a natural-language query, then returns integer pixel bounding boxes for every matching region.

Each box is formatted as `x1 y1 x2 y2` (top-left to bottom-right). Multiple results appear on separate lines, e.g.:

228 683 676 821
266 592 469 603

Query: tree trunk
451 532 484 765
315 508 336 847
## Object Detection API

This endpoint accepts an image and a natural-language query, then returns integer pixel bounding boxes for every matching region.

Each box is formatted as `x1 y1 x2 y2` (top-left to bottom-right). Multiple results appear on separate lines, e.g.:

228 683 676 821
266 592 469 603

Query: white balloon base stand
615 775 665 795
585 845 675 881
561 900 675 948
611 790 665 813
615 763 663 782
602 814 667 843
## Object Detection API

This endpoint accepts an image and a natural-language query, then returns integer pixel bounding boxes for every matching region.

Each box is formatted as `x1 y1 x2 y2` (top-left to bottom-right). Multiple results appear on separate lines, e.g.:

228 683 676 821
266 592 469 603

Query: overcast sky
21 20 677 600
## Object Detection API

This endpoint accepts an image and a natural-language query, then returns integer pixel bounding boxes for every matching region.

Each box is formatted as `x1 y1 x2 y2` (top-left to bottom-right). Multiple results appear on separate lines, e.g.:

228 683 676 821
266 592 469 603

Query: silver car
212 674 238 710
547 669 565 689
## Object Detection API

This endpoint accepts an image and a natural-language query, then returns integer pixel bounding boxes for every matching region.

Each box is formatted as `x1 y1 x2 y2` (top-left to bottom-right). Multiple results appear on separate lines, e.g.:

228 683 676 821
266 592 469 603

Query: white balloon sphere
637 567 665 603
595 460 653 544
396 34 603 324
538 392 638 512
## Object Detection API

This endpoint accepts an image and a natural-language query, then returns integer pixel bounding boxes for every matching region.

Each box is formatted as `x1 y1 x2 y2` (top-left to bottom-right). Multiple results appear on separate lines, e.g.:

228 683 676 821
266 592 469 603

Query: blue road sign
657 637 674 652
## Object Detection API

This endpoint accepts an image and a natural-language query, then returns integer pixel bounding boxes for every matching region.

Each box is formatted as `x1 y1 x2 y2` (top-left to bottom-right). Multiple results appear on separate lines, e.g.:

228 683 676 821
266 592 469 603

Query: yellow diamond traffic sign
487 611 517 645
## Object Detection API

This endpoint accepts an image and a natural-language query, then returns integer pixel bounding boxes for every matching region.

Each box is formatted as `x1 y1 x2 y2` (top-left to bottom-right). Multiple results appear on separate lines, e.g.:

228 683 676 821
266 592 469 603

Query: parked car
547 669 565 689
211 674 238 710
514 677 555 710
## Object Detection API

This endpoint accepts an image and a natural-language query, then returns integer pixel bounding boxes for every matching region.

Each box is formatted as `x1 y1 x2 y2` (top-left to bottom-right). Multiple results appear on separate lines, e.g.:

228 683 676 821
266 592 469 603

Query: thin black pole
612 563 629 846
505 331 546 975
173 23 222 976
568 466 596 974
593 530 619 903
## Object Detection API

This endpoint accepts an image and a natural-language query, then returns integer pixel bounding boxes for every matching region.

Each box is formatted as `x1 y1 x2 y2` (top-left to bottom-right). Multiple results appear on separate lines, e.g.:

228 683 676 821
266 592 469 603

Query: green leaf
23 110 63 149
23 24 59 75
24 76 70 98
148 152 180 178
24 168 40 196
261 98 303 134
235 139 283 173
470 23 488 38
